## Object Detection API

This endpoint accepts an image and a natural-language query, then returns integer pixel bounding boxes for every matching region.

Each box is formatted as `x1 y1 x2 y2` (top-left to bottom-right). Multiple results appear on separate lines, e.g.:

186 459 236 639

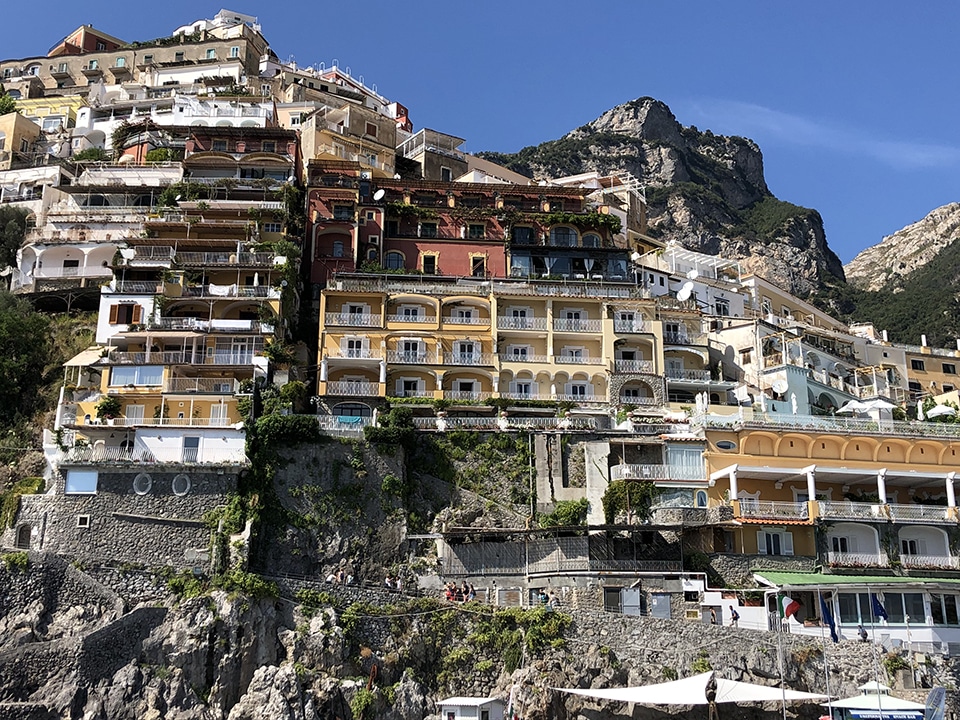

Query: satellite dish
287 175 296 183
373 188 385 201
772 379 789 394
686 269 699 280
119 248 137 260
676 281 694 302
630 251 641 262
393 173 401 180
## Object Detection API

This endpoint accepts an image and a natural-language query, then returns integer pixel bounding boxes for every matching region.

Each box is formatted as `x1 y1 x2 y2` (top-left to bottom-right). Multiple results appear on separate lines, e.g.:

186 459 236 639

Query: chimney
922 335 928 347
882 330 888 342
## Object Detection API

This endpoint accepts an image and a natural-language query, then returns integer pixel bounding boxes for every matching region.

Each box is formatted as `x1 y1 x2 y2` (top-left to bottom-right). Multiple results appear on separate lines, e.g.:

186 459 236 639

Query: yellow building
14 95 87 133
0 112 42 170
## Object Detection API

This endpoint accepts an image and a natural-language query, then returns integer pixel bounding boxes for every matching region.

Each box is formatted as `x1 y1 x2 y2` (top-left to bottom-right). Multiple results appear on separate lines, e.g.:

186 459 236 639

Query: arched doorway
15 524 31 550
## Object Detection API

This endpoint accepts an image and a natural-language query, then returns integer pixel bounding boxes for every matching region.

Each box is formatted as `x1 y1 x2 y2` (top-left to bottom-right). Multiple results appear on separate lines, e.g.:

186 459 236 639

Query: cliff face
479 97 847 297
845 202 960 292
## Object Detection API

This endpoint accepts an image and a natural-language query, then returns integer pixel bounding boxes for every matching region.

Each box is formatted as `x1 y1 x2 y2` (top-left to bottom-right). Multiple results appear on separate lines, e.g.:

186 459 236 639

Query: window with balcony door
401 340 421 362
714 298 730 316
561 347 583 360
512 381 532 397
901 538 926 556
456 341 476 361
343 338 366 358
468 224 485 239
567 383 587 398
549 227 577 247
182 436 200 462
831 536 853 553
398 379 420 397
509 345 530 359
422 255 437 274
931 594 960 626
440 167 452 182
420 223 438 238
399 305 422 319
456 308 475 322
511 226 534 245
471 256 486 277
757 529 793 555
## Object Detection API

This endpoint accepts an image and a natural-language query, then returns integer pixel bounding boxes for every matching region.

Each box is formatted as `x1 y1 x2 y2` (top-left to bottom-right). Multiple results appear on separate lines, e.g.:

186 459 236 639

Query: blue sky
6 1 960 265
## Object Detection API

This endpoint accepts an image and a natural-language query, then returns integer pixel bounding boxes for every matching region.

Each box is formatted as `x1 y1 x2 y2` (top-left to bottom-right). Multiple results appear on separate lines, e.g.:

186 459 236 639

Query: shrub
0 476 44 528
2 551 28 572
538 498 589 528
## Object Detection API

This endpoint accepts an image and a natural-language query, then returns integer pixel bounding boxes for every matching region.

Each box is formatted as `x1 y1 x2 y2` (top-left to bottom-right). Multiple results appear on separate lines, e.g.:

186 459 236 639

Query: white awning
64 347 104 367
555 671 829 706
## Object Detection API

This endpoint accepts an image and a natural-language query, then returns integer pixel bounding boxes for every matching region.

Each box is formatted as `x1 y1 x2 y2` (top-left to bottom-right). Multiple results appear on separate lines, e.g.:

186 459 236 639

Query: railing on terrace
611 464 706 482
443 316 489 325
888 503 953 523
58 445 248 465
181 285 280 299
128 246 175 264
442 353 495 366
315 415 373 436
555 355 600 365
497 316 548 331
495 281 647 299
554 318 602 332
386 350 437 364
738 500 809 521
499 392 548 401
663 331 707 345
665 368 711 382
148 317 273 334
499 354 549 364
106 281 163 294
615 359 654 373
324 312 382 327
620 396 660 406
325 380 381 396
332 276 489 297
818 501 883 520
83 416 234 428
163 378 240 393
614 320 647 333
826 551 889 567
103 351 259 366
442 390 492 401
176 251 276 266
555 393 606 403
415 417 499 430
386 314 435 324
900 554 960 569
698 412 960 440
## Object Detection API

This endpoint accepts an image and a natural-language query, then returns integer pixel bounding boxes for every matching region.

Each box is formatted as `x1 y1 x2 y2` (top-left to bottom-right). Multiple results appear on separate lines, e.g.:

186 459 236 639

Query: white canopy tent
825 682 925 720
555 671 829 706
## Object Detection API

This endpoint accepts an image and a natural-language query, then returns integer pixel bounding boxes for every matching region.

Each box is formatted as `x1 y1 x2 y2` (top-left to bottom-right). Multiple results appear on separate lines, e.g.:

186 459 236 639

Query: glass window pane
859 593 873 624
947 596 959 626
904 593 925 624
838 593 860 624
885 593 905 624
932 595 946 626
137 366 163 385
66 469 98 494
110 366 137 386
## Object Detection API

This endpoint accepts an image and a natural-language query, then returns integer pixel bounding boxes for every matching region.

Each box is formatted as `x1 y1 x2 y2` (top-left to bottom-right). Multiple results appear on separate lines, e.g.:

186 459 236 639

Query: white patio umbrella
918 402 926 421
926 404 957 419
837 400 868 414
862 398 897 411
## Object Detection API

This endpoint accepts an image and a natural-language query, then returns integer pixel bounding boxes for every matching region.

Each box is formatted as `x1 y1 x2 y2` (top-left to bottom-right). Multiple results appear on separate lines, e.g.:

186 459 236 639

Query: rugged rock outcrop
845 202 960 292
478 97 847 297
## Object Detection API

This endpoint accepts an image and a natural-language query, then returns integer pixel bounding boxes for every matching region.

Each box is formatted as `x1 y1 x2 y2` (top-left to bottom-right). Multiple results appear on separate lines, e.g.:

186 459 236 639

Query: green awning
754 570 960 589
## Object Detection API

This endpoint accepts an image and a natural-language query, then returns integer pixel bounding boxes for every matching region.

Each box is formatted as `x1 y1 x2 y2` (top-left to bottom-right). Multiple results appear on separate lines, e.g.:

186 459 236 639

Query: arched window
332 240 344 257
696 490 708 507
549 226 577 247
582 233 601 248
385 251 404 270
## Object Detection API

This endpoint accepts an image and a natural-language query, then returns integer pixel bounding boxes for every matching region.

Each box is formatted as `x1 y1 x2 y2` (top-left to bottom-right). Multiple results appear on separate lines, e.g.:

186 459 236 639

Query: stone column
805 465 817 502
320 358 328 382
946 472 956 509
729 466 739 501
877 468 888 505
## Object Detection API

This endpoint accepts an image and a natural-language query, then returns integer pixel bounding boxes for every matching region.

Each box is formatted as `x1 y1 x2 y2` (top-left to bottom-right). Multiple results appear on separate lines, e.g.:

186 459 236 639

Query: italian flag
780 595 800 619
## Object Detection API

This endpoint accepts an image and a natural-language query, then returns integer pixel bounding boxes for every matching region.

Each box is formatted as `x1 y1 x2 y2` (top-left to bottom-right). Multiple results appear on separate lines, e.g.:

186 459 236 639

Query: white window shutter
757 531 767 554
784 532 794 556
848 536 859 553
395 379 404 394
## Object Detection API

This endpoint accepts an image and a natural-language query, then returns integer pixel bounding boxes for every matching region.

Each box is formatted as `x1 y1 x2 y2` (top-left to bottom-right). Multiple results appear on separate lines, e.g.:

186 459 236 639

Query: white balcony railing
497 316 548 331
442 390 491 401
614 320 646 333
499 354 549 364
619 395 660 406
443 353 494 366
386 314 434 324
556 354 599 365
826 551 889 567
324 312 381 327
665 368 711 382
315 415 373 436
818 501 883 520
444 316 489 326
738 500 809 521
888 503 952 523
555 393 607 403
615 359 654 373
900 554 960 569
664 331 707 345
499 392 548 401
553 318 602 333
325 380 381 396
611 464 706 482
329 349 381 360
387 350 436 364
58 445 247 464
82 416 235 428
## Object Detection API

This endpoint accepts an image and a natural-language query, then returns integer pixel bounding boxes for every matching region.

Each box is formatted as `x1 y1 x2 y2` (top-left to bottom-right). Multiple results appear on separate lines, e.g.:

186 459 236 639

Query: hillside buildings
5 9 960 657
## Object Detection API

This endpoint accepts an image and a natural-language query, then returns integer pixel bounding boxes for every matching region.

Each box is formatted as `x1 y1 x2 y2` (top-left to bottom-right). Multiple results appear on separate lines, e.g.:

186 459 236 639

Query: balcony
499 353 549 364
443 353 494 366
555 354 600 365
327 349 381 360
556 393 607 403
443 316 489 326
387 350 436 364
84 416 235 428
147 317 273 334
324 312 382 327
737 500 810 522
386 313 435 324
499 392 548 401
818 501 883 520
497 316 548 331
176 251 276 267
826 551 889 568
325 380 381 397
901 554 960 570
316 414 373 436
615 359 654 373
103 351 259 366
181 285 280 299
697 412 960 441
443 390 492 401
665 368 711 382
126 246 175 266
614 320 647 334
553 318 602 333
888 503 954 524
107 281 163 294
619 395 660 406
664 331 707 345
57 445 247 465
163 378 240 394
611 464 706 482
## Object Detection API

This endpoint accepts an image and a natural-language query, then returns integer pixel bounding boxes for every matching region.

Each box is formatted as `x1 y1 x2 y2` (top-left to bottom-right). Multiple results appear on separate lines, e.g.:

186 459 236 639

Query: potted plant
95 395 122 425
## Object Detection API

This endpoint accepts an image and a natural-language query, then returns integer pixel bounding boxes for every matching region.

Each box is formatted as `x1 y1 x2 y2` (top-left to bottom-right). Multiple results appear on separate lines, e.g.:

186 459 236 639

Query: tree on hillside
0 85 15 116
0 293 50 427
0 206 29 269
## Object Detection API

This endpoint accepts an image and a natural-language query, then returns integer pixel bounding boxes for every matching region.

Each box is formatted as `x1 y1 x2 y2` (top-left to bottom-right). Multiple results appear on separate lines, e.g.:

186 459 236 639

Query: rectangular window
420 222 437 238
110 366 163 386
714 298 730 316
230 46 240 58
422 255 437 274
911 359 926 371
471 256 486 277
932 594 960 626
909 380 922 394
115 57 126 68
261 141 276 153
175 52 185 62
183 436 200 463
88 59 99 70
143 54 154 64
511 226 534 245
212 139 228 152
96 42 106 51
262 222 282 233
831 536 849 552
440 166 452 182
206 49 216 59
333 205 354 221
944 363 957 375
66 469 98 494
365 122 378 137
468 224 485 239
